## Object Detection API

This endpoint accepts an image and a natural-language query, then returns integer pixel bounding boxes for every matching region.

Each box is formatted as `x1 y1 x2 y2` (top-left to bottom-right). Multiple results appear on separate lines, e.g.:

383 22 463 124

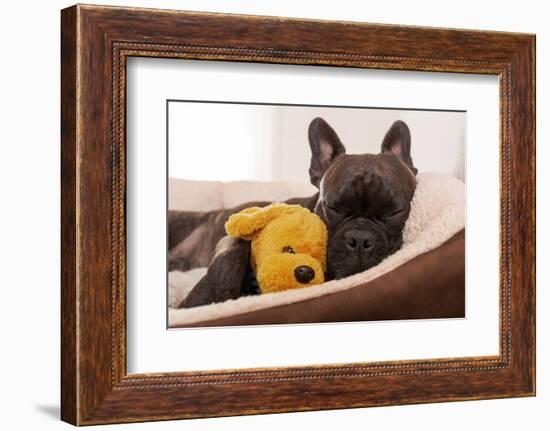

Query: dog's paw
168 268 208 308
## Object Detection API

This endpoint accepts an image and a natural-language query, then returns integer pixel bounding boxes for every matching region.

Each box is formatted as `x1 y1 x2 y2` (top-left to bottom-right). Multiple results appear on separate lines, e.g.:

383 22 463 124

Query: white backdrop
169 102 466 182
0 1 547 430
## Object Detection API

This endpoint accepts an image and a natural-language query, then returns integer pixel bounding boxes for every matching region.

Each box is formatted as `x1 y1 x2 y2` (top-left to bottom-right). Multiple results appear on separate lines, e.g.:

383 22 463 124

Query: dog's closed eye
322 201 343 216
383 208 404 221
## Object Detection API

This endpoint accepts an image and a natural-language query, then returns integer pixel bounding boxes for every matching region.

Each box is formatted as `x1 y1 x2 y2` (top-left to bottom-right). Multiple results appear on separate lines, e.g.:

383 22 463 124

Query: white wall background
169 102 465 182
0 1 546 430
278 107 466 180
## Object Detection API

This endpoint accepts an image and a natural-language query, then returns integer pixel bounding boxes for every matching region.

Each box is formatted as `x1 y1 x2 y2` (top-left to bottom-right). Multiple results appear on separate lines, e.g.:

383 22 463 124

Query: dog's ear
381 120 417 175
308 117 346 188
225 203 300 240
181 236 250 308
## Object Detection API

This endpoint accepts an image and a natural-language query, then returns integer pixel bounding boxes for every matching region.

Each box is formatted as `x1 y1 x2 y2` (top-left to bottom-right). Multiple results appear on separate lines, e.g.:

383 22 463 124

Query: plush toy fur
225 203 328 293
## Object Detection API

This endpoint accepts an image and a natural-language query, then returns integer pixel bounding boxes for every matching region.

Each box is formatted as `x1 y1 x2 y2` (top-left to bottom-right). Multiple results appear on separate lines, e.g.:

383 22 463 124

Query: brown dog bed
168 173 465 328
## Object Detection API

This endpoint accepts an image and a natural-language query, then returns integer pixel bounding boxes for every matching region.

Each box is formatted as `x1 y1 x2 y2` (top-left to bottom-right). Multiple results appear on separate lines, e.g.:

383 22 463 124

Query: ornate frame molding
61 5 535 425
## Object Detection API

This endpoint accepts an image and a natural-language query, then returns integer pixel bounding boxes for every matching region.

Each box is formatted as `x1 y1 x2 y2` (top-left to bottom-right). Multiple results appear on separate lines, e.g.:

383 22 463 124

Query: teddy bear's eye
282 246 295 254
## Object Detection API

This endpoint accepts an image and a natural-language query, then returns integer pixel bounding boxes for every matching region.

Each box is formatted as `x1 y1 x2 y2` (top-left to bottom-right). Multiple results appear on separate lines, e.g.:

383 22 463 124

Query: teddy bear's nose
294 265 315 284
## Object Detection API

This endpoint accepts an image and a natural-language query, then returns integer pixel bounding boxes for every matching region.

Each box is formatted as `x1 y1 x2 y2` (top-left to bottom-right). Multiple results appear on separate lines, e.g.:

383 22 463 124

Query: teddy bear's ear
225 203 300 240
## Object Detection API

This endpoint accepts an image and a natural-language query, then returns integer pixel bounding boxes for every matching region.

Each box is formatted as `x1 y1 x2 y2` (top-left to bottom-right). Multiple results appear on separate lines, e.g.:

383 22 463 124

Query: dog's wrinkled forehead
319 154 416 208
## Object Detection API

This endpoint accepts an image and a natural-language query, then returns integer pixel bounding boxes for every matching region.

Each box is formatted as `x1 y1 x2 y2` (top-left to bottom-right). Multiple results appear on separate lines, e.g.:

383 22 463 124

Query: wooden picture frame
61 4 535 425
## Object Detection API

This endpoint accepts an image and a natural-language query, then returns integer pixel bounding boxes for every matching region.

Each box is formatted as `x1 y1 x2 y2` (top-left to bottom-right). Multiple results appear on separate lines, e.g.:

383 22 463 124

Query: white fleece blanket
168 173 465 327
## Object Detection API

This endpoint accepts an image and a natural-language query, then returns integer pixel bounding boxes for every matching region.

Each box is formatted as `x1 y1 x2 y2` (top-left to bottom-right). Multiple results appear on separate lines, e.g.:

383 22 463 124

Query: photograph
0 0 543 428
52 2 537 426
167 102 466 328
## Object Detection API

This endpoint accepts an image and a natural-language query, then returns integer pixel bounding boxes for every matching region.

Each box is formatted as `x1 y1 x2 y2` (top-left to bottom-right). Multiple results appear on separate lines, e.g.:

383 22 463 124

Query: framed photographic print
61 4 535 425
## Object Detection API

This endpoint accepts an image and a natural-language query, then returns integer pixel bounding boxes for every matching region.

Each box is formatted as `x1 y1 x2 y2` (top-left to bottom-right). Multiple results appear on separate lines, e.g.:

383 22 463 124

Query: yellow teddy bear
225 203 328 293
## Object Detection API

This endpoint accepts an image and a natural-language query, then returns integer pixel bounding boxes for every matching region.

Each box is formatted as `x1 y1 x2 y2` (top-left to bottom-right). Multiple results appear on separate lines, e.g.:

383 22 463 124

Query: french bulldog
168 117 417 306
307 117 417 279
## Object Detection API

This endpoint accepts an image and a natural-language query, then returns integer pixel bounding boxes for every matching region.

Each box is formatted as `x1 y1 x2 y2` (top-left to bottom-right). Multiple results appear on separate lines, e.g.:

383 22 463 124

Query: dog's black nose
344 229 376 252
294 266 315 284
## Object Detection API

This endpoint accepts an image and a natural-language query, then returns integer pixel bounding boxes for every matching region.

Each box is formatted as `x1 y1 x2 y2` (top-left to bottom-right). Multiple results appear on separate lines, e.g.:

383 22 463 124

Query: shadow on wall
34 405 59 421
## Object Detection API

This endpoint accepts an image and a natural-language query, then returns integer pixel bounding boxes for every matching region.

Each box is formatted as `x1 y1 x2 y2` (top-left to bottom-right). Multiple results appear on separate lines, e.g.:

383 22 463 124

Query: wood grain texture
60 4 536 425
60 6 78 425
